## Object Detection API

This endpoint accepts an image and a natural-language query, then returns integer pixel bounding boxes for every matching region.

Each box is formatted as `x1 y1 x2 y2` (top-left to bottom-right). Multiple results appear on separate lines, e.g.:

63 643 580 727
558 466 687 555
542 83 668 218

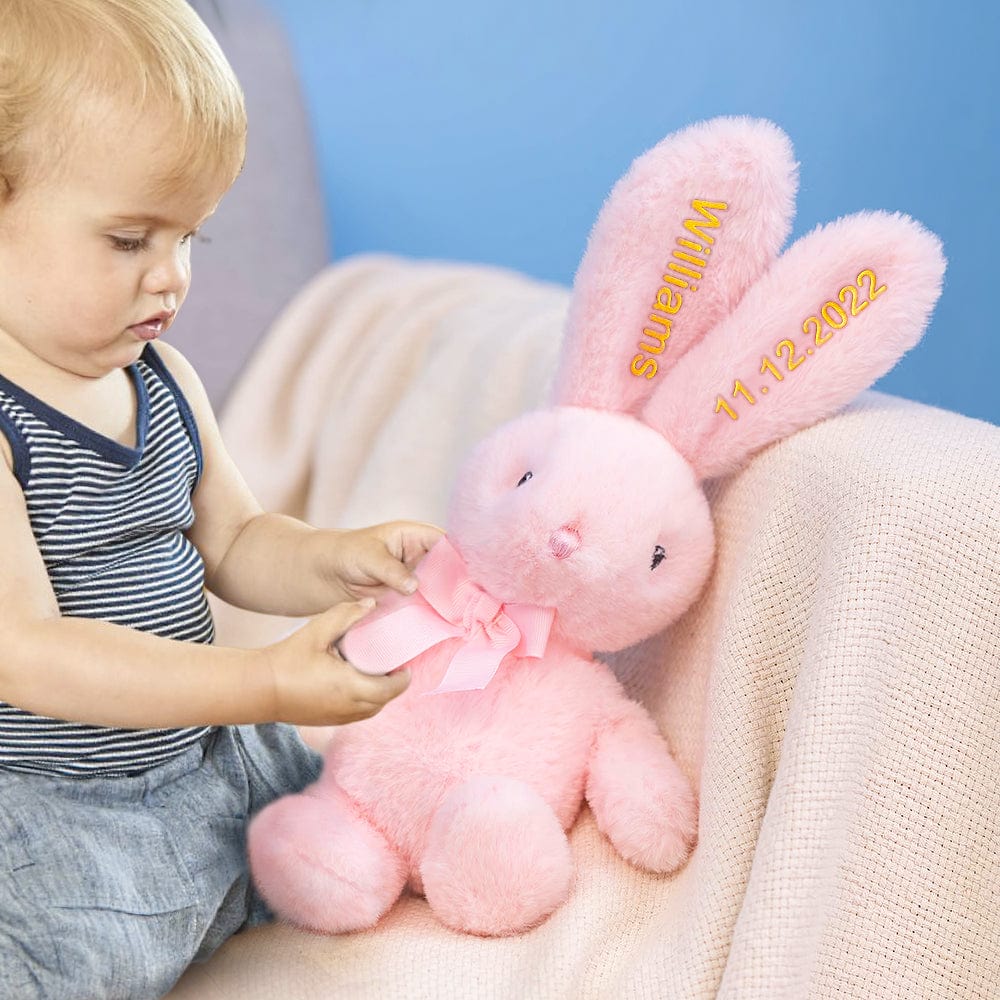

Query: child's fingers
309 598 376 645
268 603 410 725
382 520 445 568
389 522 444 590
404 522 445 561
349 668 411 712
327 665 411 723
380 556 420 596
318 607 411 704
352 539 423 596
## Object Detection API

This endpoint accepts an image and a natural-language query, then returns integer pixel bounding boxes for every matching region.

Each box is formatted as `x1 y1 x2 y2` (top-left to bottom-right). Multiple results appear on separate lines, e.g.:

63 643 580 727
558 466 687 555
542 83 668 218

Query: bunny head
448 116 795 651
448 406 714 651
447 116 945 655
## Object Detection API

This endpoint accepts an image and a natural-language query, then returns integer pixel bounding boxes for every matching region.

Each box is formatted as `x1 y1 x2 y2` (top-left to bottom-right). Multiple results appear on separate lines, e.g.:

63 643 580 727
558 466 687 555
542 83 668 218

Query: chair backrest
172 0 330 407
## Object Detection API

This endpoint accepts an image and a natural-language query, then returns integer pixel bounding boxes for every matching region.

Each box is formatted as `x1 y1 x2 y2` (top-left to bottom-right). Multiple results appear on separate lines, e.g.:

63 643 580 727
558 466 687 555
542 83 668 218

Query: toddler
0 2 440 996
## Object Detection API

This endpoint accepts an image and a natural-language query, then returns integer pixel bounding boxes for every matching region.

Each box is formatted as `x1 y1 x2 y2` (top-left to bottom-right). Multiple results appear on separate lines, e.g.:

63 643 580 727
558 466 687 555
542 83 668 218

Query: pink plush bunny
247 117 945 936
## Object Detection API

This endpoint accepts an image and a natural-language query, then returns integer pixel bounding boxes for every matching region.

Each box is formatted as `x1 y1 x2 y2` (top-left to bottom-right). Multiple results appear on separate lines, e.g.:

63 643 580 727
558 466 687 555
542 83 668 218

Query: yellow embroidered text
630 199 729 380
714 267 888 421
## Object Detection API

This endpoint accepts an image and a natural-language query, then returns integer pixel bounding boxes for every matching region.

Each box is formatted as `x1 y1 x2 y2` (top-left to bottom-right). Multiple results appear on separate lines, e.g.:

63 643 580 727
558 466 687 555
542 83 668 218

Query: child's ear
642 211 946 481
552 116 798 416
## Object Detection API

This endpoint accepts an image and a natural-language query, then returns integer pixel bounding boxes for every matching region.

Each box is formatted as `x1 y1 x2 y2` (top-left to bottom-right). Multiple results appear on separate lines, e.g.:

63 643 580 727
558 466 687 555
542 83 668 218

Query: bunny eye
516 471 534 487
651 545 667 571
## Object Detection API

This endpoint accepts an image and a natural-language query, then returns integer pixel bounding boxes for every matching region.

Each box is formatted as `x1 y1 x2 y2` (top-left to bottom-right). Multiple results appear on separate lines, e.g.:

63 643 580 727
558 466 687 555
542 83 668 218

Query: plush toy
247 117 945 936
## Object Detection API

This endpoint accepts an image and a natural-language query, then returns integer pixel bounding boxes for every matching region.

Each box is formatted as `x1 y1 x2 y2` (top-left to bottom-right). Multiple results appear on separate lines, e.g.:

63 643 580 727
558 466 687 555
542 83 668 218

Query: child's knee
234 722 323 812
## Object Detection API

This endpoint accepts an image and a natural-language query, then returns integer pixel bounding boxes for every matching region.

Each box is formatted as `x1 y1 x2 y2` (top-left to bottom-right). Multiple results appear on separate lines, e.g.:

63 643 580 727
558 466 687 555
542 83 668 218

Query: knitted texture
178 257 1000 1000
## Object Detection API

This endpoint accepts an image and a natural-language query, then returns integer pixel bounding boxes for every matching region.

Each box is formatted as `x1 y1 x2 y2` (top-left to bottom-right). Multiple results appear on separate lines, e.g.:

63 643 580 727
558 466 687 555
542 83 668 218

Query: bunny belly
322 639 613 872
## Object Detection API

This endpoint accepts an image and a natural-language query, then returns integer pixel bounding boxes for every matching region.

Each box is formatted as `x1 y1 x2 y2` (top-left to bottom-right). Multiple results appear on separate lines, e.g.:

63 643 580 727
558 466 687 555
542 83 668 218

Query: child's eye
516 471 533 487
108 235 149 253
651 544 667 570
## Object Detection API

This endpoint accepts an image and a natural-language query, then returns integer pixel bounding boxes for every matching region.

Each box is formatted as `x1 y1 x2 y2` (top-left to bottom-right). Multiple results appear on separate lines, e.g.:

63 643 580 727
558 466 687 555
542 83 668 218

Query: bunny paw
606 778 699 873
587 723 699 873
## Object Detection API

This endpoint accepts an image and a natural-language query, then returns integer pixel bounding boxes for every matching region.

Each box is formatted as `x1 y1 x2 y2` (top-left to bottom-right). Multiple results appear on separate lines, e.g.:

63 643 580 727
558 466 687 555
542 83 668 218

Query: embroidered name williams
630 199 729 380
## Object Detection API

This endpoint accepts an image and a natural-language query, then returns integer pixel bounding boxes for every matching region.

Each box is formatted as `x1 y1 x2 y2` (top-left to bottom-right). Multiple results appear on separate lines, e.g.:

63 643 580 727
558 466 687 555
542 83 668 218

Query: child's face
0 102 233 379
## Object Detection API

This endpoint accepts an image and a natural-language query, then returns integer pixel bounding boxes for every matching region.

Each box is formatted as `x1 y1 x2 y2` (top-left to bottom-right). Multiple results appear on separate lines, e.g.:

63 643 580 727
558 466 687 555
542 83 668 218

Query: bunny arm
585 681 698 873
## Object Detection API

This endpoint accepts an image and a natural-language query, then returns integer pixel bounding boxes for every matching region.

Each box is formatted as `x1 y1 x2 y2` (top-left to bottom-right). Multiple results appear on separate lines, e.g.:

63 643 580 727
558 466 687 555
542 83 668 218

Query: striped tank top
0 344 215 776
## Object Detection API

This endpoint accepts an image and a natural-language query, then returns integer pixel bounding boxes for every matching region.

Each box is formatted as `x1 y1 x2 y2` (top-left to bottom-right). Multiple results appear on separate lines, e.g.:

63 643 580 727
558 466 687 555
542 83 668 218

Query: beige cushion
171 256 1000 999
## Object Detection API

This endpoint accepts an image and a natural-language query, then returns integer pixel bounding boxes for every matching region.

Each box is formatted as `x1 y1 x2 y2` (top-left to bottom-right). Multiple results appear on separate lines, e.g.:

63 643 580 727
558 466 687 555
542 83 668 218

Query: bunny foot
247 783 406 933
420 776 573 936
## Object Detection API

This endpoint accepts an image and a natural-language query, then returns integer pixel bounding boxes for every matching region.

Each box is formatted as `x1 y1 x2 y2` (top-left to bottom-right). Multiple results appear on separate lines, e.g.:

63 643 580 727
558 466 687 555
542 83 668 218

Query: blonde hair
0 0 247 198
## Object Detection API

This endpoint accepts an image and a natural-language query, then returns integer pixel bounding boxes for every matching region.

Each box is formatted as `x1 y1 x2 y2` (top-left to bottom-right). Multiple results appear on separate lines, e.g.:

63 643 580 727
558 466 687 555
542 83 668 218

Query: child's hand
323 520 444 602
263 600 410 726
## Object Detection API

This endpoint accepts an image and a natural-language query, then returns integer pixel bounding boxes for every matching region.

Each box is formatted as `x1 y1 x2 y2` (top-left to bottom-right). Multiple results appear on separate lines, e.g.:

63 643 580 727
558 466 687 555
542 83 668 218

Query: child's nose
143 248 190 296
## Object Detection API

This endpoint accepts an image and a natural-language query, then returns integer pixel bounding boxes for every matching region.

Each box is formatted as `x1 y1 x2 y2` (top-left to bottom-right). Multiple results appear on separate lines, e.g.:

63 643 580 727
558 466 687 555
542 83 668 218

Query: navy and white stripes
0 345 216 776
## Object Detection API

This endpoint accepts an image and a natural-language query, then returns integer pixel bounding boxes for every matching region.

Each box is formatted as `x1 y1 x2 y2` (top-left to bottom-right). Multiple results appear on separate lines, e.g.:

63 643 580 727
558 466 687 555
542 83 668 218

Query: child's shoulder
149 341 197 385
148 342 214 423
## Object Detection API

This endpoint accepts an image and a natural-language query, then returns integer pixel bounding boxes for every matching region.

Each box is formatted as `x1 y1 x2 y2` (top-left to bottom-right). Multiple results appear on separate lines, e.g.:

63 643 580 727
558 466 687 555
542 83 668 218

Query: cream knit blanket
174 256 1000 1000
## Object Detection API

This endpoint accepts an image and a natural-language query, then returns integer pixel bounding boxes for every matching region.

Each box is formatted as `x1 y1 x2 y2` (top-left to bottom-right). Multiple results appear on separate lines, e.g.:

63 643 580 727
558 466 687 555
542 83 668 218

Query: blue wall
265 0 999 426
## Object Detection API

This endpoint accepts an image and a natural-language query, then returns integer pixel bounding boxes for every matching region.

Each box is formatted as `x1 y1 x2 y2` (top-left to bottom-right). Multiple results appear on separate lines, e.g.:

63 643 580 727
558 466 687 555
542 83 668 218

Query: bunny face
447 407 715 652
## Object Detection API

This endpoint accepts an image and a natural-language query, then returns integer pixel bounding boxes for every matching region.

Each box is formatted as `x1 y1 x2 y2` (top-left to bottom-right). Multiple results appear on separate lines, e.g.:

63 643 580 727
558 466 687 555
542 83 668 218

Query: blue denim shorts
0 724 321 1000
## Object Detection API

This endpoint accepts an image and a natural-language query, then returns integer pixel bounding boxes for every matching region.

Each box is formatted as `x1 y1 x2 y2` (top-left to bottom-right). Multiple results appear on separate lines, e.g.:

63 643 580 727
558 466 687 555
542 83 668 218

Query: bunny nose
549 525 581 559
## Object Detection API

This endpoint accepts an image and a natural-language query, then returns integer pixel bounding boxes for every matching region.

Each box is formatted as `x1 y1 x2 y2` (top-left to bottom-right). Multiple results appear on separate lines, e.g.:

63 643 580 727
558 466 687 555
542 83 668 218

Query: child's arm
0 455 408 728
155 342 442 615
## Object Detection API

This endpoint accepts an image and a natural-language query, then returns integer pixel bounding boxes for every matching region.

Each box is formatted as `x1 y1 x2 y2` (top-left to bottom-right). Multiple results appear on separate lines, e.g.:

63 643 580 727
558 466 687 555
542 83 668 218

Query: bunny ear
552 116 798 415
643 211 946 481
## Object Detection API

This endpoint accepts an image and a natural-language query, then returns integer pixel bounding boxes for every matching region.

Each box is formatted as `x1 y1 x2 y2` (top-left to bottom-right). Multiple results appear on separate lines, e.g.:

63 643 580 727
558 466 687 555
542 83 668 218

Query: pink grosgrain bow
340 537 555 695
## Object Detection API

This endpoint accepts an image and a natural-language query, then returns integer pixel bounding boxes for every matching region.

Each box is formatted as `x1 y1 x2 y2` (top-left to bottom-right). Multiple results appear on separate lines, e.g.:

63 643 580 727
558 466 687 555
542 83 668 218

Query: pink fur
246 783 406 933
554 115 798 414
421 776 574 935
247 117 945 937
647 211 946 479
251 636 694 937
448 407 715 652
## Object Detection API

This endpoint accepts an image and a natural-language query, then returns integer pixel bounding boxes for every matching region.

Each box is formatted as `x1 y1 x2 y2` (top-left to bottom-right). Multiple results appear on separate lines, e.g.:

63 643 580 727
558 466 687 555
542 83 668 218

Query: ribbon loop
456 584 503 636
340 538 555 694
